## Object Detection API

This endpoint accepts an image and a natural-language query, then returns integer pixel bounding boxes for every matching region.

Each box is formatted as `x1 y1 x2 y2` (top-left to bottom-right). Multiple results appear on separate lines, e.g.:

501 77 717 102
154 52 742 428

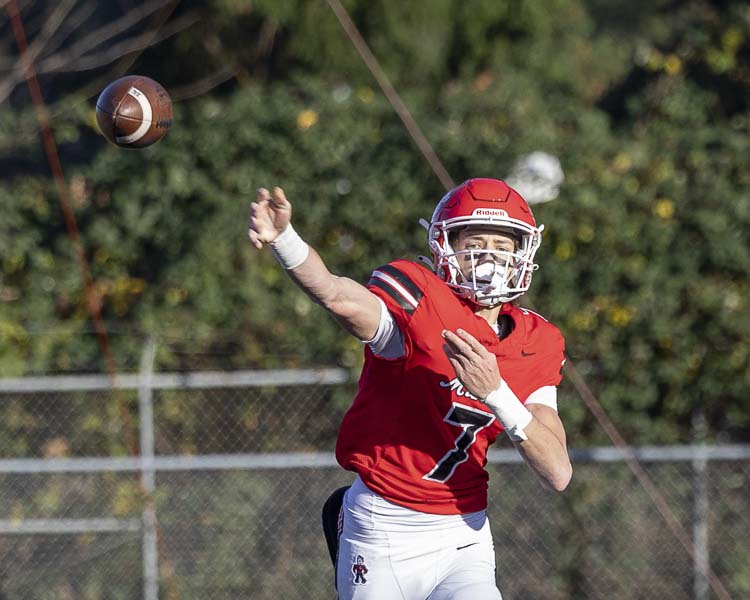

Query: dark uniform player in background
249 179 572 600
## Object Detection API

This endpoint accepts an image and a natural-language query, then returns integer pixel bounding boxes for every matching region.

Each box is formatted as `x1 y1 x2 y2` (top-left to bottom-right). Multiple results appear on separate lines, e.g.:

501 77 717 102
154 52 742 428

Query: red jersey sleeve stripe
377 264 424 304
369 278 416 315
369 271 421 314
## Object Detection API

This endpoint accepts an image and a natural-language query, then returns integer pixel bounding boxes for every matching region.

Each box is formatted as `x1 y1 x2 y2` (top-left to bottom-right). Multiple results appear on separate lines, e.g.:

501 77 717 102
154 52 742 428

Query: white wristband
482 379 533 441
270 224 309 269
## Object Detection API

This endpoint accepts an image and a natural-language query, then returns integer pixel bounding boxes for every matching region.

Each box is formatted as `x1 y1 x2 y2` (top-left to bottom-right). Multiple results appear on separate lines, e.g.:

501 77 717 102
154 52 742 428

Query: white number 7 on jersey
423 403 495 483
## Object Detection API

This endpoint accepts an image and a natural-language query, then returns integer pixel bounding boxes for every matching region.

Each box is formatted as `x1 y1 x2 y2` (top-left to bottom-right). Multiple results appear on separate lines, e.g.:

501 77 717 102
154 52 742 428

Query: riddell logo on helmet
472 208 508 218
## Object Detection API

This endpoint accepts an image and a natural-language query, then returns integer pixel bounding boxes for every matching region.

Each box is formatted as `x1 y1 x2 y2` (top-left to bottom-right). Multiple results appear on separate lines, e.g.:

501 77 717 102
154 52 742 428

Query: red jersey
335 259 565 515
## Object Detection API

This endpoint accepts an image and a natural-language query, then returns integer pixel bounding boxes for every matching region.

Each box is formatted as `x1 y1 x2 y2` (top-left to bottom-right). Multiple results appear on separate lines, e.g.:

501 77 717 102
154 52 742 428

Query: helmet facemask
429 222 542 306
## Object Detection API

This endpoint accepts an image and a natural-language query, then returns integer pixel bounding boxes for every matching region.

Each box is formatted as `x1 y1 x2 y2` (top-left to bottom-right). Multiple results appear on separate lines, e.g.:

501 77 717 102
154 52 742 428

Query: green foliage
3 1 750 598
2 0 750 441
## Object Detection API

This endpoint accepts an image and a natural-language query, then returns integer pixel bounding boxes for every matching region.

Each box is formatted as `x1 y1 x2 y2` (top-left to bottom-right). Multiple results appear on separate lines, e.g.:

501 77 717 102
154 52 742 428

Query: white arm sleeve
361 297 405 359
524 386 558 411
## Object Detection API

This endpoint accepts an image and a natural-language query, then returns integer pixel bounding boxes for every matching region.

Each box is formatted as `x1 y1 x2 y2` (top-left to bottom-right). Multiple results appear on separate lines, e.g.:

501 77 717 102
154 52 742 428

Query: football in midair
95 75 172 148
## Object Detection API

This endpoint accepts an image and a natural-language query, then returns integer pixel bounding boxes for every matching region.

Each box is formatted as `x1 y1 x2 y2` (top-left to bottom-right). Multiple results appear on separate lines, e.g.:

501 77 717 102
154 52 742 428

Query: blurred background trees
1 0 749 444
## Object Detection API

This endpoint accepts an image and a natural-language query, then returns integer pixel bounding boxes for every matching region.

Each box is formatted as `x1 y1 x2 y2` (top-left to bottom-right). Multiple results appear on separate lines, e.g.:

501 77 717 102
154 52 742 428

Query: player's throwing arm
248 187 382 341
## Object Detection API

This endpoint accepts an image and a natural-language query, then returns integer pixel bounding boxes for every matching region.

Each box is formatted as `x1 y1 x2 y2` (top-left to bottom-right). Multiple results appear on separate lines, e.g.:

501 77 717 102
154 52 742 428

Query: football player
249 178 572 600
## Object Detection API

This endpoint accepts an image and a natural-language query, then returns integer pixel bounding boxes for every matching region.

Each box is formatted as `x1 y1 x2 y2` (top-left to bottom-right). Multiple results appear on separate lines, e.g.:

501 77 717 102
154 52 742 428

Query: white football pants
336 477 502 600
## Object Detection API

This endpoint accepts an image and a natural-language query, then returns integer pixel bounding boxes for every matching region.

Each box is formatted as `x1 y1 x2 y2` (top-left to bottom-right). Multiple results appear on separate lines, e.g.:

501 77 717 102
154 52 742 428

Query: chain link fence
0 369 748 600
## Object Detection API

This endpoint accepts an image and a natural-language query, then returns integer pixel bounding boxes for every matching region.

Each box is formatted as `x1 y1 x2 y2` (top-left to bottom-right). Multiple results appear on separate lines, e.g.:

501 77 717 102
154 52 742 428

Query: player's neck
474 304 502 325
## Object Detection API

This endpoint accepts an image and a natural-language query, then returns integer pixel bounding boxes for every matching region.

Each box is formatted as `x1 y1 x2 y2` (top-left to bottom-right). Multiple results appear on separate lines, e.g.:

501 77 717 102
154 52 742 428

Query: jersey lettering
423 403 495 483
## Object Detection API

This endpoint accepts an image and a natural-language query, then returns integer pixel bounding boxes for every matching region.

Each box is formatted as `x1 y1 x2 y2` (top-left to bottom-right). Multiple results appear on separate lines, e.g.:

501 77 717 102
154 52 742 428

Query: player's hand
442 328 502 399
248 186 292 249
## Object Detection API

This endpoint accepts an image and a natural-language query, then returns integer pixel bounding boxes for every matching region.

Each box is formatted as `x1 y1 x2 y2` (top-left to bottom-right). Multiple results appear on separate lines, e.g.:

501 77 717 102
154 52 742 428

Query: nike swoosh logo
521 350 536 357
456 542 479 550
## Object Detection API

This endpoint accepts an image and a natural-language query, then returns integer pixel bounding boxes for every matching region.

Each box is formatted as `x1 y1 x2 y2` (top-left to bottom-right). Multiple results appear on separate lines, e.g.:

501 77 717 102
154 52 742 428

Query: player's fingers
250 205 271 223
447 359 475 393
248 229 263 249
257 187 270 202
249 215 269 237
271 186 290 209
445 354 463 377
252 203 277 227
455 328 486 354
443 343 471 371
442 330 474 357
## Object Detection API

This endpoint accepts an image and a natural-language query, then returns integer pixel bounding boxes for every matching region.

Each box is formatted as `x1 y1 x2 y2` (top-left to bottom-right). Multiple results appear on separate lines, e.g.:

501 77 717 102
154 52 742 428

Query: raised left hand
441 328 501 399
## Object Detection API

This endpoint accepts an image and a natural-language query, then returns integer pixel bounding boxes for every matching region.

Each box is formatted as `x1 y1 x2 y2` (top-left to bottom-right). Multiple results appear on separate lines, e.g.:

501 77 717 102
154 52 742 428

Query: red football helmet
425 178 543 306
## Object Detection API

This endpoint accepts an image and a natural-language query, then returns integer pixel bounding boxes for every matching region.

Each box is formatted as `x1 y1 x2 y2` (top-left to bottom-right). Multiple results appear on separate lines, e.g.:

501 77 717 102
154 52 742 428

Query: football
95 75 172 148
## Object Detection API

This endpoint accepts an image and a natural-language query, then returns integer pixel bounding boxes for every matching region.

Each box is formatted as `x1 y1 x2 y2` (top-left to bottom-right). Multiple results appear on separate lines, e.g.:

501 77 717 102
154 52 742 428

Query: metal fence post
692 410 709 600
139 337 159 600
